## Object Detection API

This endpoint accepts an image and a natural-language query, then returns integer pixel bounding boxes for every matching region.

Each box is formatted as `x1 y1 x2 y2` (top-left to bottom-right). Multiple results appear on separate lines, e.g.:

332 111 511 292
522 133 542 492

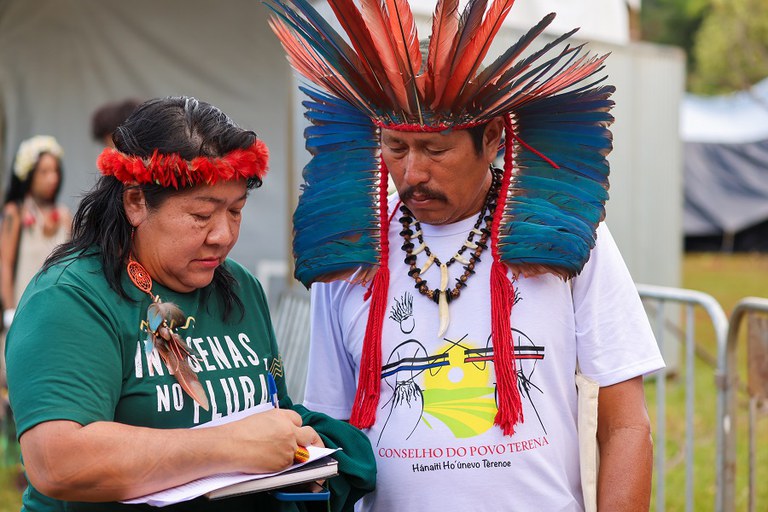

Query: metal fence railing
636 283 729 512
722 297 768 512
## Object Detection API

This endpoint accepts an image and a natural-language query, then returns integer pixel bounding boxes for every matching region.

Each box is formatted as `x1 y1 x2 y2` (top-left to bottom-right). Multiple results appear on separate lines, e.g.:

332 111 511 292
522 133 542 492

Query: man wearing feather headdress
269 0 665 510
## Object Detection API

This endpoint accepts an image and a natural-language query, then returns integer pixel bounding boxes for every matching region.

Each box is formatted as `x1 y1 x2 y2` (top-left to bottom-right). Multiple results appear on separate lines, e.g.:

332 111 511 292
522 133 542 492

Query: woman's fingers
224 410 323 473
298 426 324 448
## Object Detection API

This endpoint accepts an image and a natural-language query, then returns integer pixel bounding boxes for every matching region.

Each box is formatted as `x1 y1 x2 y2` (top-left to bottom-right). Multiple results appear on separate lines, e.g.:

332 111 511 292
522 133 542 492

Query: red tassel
350 265 389 428
350 157 391 428
490 260 523 435
490 114 524 435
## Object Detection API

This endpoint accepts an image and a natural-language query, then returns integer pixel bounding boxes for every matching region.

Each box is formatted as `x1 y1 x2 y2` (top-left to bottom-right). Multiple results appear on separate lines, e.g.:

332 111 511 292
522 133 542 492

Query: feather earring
127 256 210 411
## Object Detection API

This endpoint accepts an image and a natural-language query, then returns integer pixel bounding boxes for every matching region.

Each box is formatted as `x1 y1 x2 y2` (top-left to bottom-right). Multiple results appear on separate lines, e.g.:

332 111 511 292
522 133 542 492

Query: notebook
206 456 338 500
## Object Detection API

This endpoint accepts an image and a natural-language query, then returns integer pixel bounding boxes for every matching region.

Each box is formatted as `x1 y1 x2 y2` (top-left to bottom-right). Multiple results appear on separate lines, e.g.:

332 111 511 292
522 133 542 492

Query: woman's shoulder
34 250 105 290
16 250 114 317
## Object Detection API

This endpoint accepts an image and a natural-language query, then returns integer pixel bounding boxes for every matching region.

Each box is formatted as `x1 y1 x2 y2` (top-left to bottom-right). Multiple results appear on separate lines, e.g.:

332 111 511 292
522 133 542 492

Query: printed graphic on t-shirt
379 289 547 446
131 314 281 424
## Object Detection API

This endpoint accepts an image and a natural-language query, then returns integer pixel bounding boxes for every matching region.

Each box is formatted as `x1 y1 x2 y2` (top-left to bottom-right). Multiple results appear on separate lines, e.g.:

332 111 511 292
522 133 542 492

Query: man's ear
123 186 147 228
483 118 504 163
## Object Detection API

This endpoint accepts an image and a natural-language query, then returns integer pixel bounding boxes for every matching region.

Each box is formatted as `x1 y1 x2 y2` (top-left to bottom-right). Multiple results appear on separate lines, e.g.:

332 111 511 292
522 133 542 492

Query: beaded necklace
399 168 500 336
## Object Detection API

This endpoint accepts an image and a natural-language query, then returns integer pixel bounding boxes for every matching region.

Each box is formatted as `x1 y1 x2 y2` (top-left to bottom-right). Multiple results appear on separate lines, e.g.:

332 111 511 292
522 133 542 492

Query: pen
267 371 279 408
266 371 310 464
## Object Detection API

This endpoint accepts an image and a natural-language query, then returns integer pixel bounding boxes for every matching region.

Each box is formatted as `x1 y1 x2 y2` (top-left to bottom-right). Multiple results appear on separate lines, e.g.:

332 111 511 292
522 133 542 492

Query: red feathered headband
97 140 269 188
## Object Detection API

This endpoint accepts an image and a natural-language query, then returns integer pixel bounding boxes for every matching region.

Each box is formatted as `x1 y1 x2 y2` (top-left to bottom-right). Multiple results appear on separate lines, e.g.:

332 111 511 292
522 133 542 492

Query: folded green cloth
292 404 377 512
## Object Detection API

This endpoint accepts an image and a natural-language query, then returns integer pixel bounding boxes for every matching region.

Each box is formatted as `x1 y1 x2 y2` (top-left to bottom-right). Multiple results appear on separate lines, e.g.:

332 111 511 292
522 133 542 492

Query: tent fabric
684 140 768 236
0 0 294 274
681 77 768 238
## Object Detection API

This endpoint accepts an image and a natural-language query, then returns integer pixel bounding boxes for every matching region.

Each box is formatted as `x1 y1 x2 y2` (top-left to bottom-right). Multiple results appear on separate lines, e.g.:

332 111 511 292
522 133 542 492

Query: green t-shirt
6 251 298 511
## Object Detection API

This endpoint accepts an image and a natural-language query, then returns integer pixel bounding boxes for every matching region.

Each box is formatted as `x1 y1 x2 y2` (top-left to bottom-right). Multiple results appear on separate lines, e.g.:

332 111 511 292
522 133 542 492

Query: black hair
3 151 63 206
91 98 142 142
44 96 260 320
467 122 489 155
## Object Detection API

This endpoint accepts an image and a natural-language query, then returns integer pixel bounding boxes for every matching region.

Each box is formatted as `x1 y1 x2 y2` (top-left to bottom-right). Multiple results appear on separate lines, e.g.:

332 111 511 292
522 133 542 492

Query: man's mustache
400 186 447 203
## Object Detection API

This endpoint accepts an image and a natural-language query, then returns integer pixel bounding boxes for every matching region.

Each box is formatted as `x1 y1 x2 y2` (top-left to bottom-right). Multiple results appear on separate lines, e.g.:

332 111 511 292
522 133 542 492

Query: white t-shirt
305 199 664 512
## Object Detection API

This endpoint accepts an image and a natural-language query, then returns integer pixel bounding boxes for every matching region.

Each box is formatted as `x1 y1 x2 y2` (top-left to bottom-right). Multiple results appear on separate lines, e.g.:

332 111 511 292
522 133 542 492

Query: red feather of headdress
359 0 411 112
454 12 556 108
529 53 609 99
384 0 424 113
426 0 460 103
325 0 401 107
270 17 376 114
451 0 490 67
439 0 517 109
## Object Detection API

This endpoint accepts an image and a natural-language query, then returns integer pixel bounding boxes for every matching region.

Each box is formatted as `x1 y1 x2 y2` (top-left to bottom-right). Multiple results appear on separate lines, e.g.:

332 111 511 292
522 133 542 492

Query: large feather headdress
268 0 615 435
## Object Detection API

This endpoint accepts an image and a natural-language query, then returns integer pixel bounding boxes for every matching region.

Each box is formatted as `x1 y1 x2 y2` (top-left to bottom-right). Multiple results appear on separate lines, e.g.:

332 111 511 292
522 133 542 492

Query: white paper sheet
121 404 338 507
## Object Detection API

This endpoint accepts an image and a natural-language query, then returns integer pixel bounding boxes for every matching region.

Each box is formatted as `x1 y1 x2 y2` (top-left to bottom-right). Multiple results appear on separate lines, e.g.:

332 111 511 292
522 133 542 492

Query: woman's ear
122 186 147 228
483 118 504 163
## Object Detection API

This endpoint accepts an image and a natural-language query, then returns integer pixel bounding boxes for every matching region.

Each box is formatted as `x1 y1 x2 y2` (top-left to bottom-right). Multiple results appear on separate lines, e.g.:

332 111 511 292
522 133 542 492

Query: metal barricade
636 284 729 512
722 297 768 512
271 287 312 404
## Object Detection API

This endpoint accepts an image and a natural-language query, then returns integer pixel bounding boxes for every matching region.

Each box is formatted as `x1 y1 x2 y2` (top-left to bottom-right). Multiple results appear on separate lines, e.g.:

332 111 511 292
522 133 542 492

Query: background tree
640 0 711 74
689 0 768 95
640 0 768 94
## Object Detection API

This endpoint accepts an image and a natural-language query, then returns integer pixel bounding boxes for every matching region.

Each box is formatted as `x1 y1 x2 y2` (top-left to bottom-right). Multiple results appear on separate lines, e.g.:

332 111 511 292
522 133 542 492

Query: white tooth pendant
437 262 450 337
420 253 436 274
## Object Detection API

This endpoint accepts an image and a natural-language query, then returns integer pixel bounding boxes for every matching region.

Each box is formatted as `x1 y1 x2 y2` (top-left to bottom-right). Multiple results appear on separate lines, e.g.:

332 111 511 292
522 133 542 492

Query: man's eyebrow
382 133 404 144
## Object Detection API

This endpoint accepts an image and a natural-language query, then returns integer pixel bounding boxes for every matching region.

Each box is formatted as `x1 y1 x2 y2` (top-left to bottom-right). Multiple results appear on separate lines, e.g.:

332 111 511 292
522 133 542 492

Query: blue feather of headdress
505 196 596 238
292 86 382 287
499 85 614 278
499 222 590 276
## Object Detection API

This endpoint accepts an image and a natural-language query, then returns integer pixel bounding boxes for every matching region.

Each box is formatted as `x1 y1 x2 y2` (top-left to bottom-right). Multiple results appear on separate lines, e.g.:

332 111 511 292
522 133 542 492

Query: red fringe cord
350 159 391 428
490 114 524 435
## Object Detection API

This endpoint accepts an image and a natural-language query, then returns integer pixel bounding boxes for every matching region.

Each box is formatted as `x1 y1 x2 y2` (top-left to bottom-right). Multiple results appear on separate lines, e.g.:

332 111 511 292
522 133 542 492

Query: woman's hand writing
217 408 322 474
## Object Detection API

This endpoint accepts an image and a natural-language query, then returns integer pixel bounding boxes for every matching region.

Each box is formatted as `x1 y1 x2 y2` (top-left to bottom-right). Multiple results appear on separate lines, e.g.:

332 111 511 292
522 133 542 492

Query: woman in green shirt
5 96 374 511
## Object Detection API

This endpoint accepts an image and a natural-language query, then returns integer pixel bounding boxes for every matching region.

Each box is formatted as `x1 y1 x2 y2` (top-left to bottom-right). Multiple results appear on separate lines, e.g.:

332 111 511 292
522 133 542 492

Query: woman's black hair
43 96 260 320
3 152 64 206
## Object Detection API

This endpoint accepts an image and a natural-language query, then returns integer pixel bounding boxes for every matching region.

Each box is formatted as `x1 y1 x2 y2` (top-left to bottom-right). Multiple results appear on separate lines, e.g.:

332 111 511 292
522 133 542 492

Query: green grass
0 253 765 512
0 465 23 512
